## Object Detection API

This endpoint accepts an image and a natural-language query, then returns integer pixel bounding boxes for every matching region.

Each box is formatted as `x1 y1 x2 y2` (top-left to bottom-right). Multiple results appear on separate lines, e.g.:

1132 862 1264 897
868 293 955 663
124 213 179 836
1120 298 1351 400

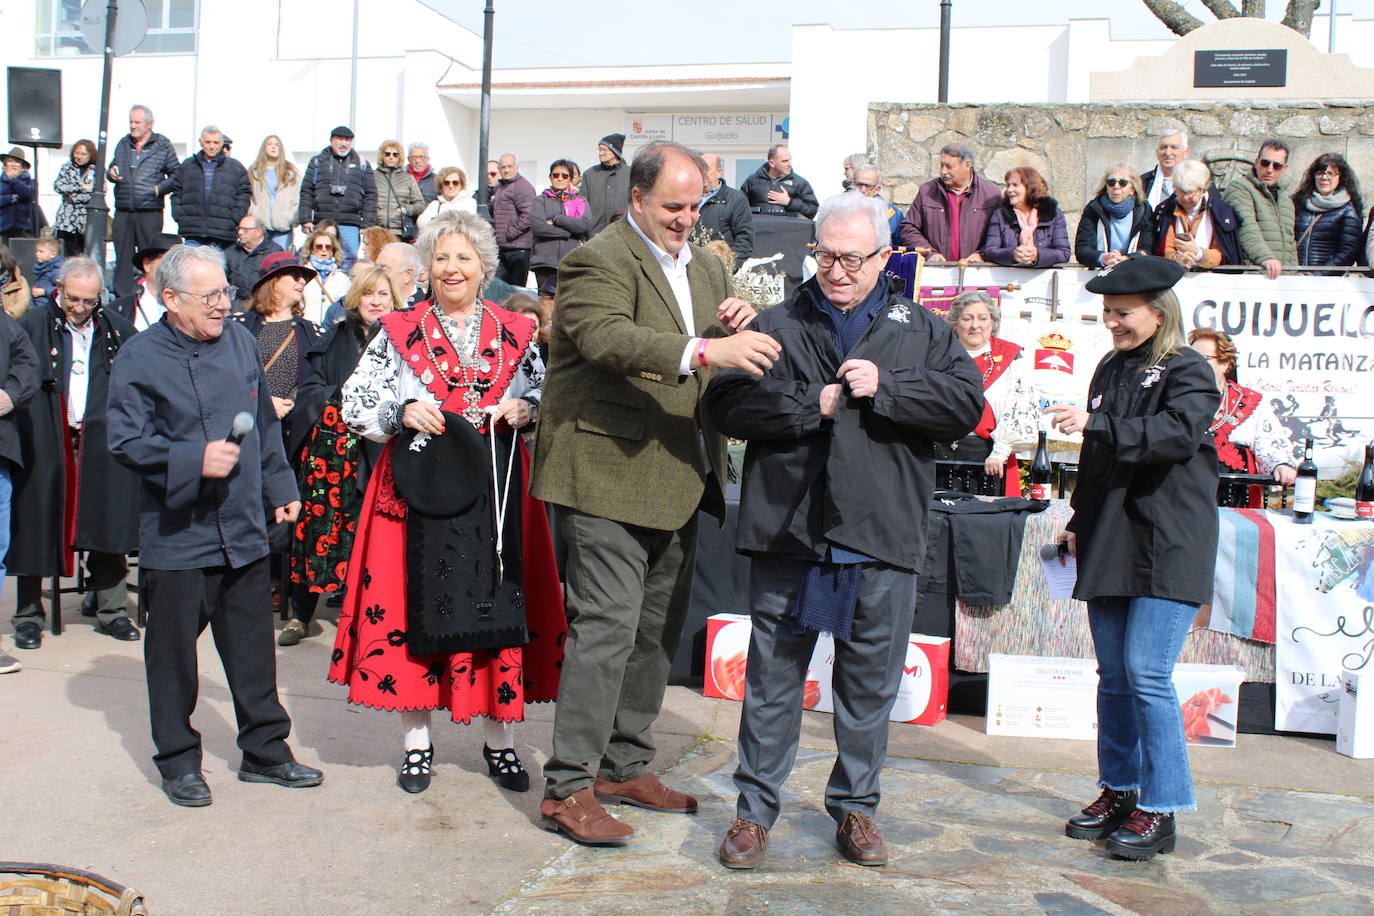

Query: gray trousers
13 551 130 630
543 508 698 798
734 554 918 829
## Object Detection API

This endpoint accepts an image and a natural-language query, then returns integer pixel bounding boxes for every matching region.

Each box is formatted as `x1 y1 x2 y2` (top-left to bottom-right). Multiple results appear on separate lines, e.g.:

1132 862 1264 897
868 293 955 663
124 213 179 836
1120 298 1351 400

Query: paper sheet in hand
1039 552 1078 600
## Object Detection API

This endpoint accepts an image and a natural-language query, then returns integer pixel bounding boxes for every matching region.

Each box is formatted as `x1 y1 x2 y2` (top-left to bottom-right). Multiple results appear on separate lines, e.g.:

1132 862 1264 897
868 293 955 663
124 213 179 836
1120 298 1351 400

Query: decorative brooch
1140 364 1166 389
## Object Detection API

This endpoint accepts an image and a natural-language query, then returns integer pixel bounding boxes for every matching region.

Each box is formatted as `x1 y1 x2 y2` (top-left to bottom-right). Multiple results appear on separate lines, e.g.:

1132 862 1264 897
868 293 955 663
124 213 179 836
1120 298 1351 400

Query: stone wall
868 101 1374 255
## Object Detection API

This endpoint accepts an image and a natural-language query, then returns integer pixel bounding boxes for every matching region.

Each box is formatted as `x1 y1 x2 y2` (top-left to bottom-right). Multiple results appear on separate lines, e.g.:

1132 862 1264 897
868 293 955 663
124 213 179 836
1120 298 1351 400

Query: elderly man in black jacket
224 215 281 307
8 257 141 650
297 127 376 267
107 244 321 807
107 104 180 297
705 192 982 870
697 153 753 266
170 126 252 249
0 306 38 670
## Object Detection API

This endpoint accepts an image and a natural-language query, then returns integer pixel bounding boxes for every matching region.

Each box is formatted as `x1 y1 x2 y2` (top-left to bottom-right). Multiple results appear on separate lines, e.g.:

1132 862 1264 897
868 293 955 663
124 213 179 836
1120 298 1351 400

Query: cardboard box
985 654 1244 747
1337 671 1374 759
703 613 951 725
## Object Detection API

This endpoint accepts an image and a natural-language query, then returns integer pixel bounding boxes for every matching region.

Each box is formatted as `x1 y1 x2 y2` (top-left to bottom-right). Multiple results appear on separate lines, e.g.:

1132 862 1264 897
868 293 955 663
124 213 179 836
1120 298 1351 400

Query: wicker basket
0 861 148 915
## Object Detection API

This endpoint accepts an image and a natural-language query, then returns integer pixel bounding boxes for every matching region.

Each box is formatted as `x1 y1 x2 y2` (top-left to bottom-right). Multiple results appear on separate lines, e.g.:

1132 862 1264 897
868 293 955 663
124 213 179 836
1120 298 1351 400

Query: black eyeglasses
1258 157 1287 170
811 247 883 272
1105 178 1131 188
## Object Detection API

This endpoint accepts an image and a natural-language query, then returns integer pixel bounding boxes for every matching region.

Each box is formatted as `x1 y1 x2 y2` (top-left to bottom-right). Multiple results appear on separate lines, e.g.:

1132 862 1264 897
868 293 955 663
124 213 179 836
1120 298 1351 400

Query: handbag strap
262 326 294 374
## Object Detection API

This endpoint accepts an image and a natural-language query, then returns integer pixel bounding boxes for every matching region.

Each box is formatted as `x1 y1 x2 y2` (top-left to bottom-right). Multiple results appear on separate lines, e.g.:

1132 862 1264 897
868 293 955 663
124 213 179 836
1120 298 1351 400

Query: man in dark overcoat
7 256 141 649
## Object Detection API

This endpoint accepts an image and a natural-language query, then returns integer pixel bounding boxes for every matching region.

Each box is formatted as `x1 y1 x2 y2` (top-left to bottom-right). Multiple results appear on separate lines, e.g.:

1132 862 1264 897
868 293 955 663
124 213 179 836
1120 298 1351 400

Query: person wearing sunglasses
297 229 351 326
1291 153 1364 272
372 140 425 241
531 159 591 296
1221 139 1296 280
417 166 476 230
1075 164 1155 268
1152 159 1242 270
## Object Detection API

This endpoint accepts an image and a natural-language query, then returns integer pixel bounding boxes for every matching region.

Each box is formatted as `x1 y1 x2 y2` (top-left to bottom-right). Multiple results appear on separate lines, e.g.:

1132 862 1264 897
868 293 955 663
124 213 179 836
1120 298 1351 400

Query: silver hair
815 192 890 251
407 142 429 154
414 210 498 288
378 241 423 277
130 104 154 122
1171 159 1211 194
156 244 226 297
843 152 867 169
946 289 1001 334
940 142 975 167
200 125 222 139
58 254 103 290
1158 128 1189 149
854 164 880 182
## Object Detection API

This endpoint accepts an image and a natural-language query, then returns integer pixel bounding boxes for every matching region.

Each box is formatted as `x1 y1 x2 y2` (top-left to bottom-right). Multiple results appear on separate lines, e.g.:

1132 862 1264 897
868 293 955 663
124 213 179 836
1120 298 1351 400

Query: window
36 0 199 57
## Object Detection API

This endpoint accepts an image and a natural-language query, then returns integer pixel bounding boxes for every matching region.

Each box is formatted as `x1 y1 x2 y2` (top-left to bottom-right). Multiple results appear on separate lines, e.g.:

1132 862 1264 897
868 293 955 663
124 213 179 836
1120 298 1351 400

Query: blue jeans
1087 596 1198 813
270 232 293 253
337 225 360 269
0 460 9 601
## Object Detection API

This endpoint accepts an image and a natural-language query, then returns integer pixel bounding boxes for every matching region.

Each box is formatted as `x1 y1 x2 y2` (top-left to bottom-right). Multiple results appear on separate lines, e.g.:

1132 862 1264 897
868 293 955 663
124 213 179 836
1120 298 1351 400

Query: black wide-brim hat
135 233 184 272
392 411 490 516
1084 254 1187 295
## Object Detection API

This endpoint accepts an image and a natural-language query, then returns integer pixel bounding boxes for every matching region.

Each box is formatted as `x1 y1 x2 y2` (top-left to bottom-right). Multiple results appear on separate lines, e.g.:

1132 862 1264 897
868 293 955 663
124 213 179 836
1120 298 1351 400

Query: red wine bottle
1029 431 1052 500
1293 438 1317 525
1356 442 1374 520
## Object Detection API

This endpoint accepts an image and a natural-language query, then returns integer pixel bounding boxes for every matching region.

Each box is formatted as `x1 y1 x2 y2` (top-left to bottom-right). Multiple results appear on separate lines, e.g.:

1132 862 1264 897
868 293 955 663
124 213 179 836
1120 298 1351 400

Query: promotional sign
986 654 1243 747
1273 513 1374 734
1336 671 1374 759
917 266 1374 474
704 614 951 726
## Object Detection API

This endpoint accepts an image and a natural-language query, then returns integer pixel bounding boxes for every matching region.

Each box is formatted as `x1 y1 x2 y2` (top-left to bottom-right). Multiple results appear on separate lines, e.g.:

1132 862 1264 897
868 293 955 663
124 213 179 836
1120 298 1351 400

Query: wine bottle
1356 442 1374 520
1293 438 1318 525
1029 431 1052 500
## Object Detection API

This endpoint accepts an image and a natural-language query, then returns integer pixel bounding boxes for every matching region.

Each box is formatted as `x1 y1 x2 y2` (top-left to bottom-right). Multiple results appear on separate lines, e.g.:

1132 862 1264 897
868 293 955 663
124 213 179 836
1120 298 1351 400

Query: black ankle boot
1106 809 1176 860
482 744 529 792
1065 787 1139 840
398 746 433 794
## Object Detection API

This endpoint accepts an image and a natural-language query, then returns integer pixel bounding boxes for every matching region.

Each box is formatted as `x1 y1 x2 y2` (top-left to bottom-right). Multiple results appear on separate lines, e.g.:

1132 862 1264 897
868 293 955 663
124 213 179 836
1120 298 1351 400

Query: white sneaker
0 649 21 674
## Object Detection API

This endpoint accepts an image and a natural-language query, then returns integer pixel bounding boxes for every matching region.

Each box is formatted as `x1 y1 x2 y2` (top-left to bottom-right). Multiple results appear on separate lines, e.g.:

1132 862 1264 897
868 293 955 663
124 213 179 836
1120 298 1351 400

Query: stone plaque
1193 49 1287 88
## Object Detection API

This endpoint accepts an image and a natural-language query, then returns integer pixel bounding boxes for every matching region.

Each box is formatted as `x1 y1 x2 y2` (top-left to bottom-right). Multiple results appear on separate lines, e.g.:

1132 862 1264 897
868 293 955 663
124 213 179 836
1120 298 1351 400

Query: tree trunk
1142 0 1204 35
1241 0 1266 17
1281 0 1317 36
1201 0 1241 19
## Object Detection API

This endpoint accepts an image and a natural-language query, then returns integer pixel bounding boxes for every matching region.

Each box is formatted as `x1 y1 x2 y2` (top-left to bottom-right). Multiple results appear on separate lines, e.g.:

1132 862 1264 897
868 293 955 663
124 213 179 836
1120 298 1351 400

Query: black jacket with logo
739 163 819 218
704 279 982 571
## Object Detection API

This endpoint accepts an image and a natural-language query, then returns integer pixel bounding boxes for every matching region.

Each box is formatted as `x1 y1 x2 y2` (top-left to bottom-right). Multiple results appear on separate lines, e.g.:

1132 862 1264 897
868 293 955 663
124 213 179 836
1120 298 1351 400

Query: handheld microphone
227 411 255 446
1039 543 1068 561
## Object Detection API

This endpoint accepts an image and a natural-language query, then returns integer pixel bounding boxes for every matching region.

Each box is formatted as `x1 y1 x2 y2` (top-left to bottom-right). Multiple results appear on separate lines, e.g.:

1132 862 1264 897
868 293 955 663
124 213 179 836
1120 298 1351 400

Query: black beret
330 125 355 139
1083 254 1186 295
391 411 489 517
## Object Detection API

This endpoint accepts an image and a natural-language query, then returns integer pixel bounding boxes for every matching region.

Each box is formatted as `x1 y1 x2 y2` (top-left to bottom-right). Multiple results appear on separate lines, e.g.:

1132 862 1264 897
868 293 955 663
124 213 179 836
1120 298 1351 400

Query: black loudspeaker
7 238 38 285
7 67 63 149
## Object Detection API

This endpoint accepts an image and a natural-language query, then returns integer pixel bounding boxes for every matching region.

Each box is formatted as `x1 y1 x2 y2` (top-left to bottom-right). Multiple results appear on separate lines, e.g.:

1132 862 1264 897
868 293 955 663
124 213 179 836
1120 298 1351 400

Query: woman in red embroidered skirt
330 210 564 794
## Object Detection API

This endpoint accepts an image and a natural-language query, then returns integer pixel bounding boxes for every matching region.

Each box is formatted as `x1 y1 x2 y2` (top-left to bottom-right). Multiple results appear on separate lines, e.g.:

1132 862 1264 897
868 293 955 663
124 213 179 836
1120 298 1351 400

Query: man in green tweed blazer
533 141 781 846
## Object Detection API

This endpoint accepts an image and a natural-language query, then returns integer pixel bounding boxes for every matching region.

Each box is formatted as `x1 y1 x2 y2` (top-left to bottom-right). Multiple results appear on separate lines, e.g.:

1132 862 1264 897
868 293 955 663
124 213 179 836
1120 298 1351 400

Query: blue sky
422 1 1331 68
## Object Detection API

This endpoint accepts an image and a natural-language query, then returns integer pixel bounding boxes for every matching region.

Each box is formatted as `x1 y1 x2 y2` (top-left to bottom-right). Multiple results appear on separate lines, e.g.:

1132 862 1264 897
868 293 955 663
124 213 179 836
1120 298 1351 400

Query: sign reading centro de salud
1194 49 1288 88
625 113 786 147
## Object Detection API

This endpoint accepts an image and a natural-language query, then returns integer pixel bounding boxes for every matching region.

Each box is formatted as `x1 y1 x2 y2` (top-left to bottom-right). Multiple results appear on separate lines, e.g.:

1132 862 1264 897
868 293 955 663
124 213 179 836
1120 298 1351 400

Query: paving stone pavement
496 739 1374 915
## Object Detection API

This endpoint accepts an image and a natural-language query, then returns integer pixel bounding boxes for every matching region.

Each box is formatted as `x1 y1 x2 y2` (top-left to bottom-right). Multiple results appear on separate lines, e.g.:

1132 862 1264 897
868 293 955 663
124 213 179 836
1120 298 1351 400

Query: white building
0 2 1368 227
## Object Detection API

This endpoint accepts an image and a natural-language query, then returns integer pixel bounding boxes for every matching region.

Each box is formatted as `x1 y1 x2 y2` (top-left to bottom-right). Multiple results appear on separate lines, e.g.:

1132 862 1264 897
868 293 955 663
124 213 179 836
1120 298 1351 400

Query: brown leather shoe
540 788 635 846
594 771 697 813
836 811 887 866
718 818 768 869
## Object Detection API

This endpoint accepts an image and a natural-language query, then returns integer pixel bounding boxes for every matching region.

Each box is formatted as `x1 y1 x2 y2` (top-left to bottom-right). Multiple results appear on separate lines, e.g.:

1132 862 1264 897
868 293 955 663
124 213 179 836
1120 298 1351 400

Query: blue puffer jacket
0 171 36 234
1293 197 1363 268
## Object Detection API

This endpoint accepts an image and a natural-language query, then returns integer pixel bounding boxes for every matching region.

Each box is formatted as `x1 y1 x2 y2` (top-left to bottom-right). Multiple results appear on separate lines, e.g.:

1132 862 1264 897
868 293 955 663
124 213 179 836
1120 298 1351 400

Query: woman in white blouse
416 166 477 230
328 210 565 796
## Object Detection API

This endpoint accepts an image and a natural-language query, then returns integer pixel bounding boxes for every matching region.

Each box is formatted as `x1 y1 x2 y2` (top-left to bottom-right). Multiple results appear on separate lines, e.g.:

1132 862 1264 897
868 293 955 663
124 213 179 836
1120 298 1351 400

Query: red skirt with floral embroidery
327 439 565 723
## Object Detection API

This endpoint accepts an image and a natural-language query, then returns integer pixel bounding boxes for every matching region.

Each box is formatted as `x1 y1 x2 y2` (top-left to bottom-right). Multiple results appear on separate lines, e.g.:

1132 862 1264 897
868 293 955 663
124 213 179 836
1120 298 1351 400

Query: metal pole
476 0 494 220
1329 0 1338 54
84 0 119 269
937 0 952 103
349 0 360 127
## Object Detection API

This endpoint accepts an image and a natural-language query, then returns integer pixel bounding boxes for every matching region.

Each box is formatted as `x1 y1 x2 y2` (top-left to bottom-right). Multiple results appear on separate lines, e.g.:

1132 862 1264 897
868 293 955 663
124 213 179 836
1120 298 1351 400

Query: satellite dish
80 0 150 57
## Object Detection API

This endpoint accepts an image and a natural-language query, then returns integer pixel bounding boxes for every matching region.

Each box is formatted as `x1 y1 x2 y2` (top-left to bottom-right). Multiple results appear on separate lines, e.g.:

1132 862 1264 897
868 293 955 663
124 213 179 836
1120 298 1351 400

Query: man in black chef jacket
106 244 323 807
704 193 982 869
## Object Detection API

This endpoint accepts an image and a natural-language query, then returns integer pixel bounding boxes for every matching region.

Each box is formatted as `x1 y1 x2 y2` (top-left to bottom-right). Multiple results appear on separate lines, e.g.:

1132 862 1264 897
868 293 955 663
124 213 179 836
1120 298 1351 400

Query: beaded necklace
420 301 494 427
